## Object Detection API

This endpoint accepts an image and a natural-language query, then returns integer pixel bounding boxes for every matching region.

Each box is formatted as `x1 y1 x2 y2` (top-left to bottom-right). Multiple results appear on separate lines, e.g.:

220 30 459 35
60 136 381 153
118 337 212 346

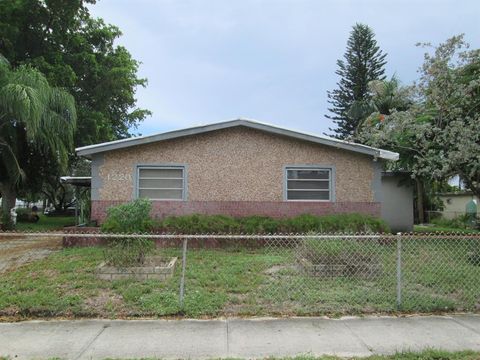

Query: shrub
157 213 389 234
283 213 389 233
101 198 155 267
238 216 280 234
431 214 477 230
15 207 40 223
160 214 241 234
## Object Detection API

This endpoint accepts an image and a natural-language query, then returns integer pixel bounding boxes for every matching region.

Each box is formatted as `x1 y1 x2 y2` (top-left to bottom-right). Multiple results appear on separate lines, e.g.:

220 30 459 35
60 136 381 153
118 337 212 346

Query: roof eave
75 119 399 161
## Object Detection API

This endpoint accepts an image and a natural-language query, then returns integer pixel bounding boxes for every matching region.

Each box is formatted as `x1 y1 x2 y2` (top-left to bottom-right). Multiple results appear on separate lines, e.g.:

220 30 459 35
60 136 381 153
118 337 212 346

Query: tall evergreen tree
326 23 387 139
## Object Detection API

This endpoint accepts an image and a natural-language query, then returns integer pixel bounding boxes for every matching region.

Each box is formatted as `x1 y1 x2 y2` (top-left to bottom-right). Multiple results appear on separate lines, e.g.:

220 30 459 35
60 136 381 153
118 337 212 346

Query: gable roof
76 118 399 161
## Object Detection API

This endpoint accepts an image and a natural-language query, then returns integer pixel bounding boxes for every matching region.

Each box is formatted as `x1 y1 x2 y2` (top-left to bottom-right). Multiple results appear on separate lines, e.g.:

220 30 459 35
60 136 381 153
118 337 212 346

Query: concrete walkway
1 315 480 359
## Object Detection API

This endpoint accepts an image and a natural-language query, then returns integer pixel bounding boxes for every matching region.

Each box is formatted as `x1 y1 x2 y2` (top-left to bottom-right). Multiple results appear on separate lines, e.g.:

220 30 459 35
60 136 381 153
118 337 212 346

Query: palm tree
349 76 413 137
0 56 76 224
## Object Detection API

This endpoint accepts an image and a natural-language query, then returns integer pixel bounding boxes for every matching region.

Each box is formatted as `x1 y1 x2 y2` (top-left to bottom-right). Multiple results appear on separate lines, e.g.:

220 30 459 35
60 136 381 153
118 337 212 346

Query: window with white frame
137 166 185 200
285 167 332 201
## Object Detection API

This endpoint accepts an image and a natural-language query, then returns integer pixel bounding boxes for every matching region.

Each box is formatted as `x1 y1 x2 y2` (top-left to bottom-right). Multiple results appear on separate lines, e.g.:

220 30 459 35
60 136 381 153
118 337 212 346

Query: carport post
396 232 402 310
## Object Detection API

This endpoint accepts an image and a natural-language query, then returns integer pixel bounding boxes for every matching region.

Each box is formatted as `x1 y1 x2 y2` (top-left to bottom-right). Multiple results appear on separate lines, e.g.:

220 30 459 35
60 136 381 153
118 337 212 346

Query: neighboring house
437 192 479 220
76 119 413 231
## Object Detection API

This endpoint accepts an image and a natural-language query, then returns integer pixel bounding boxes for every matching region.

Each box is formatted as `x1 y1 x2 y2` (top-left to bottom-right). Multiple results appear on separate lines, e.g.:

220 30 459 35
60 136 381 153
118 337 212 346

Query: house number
106 172 132 181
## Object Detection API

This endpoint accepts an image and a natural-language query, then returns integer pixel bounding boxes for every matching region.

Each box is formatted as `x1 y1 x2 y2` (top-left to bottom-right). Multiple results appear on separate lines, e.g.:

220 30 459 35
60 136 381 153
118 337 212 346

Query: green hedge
431 214 478 230
101 198 155 266
157 213 390 234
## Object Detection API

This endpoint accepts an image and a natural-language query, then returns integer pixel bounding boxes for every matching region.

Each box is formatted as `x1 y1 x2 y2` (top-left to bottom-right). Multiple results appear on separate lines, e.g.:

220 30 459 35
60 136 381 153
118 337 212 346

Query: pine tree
326 23 387 139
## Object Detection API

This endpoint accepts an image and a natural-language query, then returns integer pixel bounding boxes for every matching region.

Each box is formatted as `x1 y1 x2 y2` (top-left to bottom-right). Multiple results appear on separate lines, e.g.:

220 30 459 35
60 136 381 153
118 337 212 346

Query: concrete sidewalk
1 315 480 359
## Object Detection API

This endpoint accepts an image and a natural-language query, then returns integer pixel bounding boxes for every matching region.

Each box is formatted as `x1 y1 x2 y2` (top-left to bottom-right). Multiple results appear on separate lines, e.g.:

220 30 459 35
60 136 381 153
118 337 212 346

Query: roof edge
76 118 399 161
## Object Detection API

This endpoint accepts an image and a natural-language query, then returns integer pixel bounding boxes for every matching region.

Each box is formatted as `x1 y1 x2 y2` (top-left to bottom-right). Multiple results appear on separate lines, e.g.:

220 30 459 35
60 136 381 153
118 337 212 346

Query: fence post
179 237 188 309
396 232 402 310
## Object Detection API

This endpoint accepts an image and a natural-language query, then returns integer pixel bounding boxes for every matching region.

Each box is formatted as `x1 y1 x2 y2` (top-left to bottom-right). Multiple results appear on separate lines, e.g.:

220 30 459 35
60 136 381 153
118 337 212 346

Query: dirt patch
83 290 127 317
0 236 61 273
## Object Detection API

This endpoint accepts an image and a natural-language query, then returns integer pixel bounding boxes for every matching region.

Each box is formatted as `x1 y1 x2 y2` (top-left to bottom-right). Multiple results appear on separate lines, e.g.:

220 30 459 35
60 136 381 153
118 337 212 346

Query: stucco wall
438 194 479 219
94 126 376 203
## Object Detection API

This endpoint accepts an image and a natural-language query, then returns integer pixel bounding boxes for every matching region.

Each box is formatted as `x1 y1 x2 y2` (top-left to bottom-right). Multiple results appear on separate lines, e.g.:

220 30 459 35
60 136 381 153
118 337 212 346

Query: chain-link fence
1 231 479 318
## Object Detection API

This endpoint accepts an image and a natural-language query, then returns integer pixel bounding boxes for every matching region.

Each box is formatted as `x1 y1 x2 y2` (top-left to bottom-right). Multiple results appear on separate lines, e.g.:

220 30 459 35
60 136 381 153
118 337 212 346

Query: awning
60 176 91 187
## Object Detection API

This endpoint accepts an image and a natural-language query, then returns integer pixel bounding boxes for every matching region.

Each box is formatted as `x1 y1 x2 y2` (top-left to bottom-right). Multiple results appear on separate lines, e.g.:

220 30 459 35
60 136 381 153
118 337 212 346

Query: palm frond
0 83 44 135
0 61 77 186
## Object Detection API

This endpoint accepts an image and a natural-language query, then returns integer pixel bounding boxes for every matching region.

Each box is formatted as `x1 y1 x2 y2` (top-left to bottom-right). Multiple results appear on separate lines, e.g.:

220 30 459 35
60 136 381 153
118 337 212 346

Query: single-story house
76 118 413 231
436 192 478 220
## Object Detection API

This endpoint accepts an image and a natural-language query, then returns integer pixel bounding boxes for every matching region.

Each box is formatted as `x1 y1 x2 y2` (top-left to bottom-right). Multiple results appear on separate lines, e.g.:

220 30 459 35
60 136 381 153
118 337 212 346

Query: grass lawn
256 351 480 359
290 352 480 360
15 214 75 231
1 236 480 319
414 225 479 234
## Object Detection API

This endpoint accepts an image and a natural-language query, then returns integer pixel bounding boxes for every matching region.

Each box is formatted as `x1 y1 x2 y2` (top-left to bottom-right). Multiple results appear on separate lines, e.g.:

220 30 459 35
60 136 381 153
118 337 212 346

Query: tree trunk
460 174 480 199
416 179 425 224
0 182 17 220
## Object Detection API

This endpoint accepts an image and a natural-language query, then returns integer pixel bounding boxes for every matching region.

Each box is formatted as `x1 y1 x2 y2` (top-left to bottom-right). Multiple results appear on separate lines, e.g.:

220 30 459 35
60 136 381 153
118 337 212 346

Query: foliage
0 0 150 146
0 0 150 211
239 215 281 234
430 214 477 230
414 225 479 234
101 199 155 267
326 23 387 139
15 214 75 231
78 188 91 225
290 351 480 360
0 59 76 221
283 213 390 233
160 214 241 234
157 213 390 234
353 76 414 137
15 207 39 223
357 35 480 199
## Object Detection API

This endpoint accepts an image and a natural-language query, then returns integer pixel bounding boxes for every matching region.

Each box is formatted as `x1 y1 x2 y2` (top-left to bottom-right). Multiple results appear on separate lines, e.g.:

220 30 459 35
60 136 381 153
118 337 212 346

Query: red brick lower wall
91 200 381 223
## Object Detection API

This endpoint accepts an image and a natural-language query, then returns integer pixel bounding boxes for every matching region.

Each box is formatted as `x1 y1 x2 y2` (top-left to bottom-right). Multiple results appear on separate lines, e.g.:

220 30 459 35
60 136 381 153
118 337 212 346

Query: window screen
137 167 185 200
286 168 331 201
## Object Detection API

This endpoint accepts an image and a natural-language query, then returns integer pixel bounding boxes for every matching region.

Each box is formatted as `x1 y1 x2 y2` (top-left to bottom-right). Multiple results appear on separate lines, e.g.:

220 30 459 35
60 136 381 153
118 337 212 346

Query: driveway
0 235 61 273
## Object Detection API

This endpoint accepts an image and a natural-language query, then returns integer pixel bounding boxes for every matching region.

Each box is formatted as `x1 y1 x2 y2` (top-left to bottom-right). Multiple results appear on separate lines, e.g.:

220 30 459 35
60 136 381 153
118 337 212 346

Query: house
437 192 478 220
76 118 413 231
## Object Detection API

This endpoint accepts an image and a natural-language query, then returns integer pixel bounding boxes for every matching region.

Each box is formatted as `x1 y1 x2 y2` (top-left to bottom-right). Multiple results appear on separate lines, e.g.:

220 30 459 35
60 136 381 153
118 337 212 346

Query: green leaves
101 199 155 267
0 0 149 147
327 23 387 139
357 35 480 198
0 60 76 186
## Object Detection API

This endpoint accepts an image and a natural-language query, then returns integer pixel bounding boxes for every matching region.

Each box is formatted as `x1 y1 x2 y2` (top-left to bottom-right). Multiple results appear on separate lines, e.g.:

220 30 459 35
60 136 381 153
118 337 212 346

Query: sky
88 0 480 137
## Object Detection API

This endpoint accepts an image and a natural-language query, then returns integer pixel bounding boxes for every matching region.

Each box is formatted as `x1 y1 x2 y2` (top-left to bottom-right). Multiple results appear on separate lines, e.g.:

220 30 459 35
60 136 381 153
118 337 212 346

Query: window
285 167 332 201
137 166 185 200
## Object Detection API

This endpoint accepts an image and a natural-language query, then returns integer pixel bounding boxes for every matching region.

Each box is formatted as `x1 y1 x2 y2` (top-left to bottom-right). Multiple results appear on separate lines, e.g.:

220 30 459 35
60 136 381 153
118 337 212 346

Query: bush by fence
101 198 155 266
157 213 390 234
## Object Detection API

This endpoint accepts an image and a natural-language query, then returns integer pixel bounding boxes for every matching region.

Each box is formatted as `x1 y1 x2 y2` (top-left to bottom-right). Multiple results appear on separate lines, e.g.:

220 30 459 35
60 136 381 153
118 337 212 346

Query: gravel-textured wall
95 126 376 202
